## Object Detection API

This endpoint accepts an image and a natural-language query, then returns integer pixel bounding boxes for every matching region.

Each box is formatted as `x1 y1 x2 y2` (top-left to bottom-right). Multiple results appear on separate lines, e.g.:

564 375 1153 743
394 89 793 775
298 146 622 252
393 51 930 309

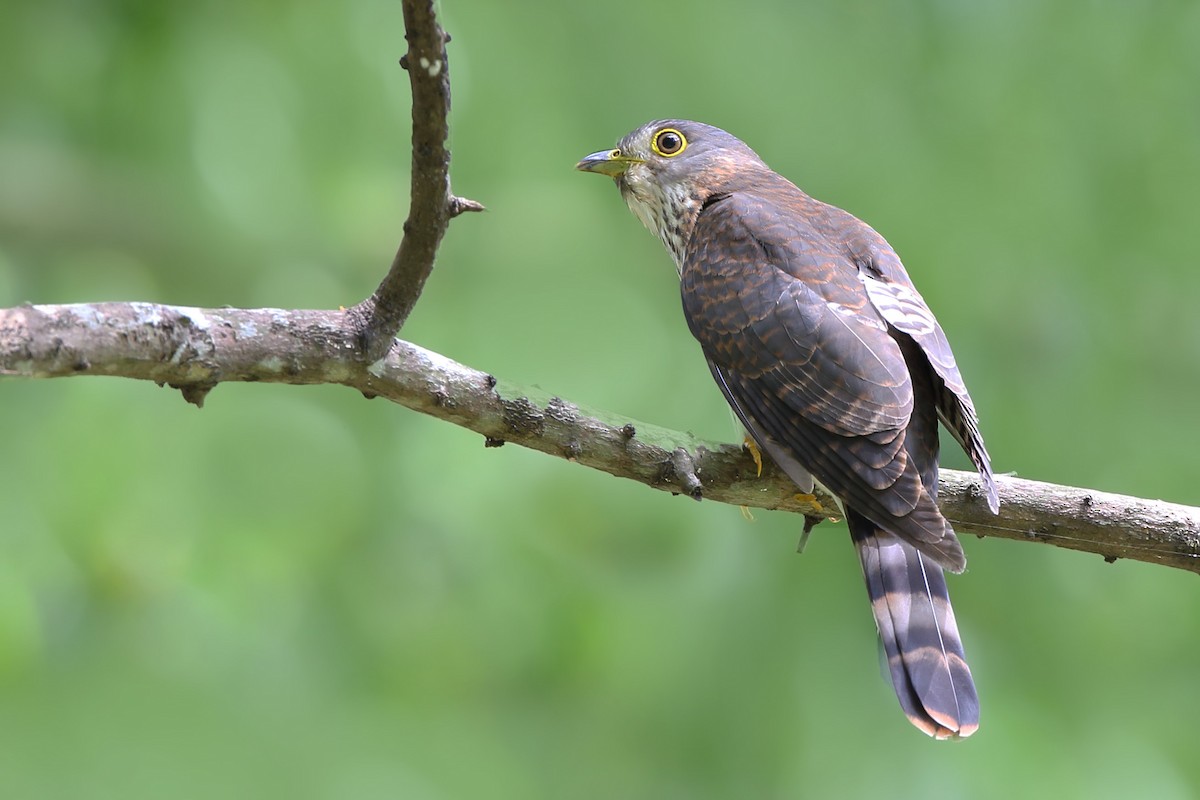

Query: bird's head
576 119 766 268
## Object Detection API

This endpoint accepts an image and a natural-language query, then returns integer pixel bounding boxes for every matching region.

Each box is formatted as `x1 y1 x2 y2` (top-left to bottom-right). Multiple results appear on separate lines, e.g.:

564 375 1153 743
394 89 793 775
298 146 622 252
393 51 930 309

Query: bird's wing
681 191 962 570
849 233 999 513
683 189 978 735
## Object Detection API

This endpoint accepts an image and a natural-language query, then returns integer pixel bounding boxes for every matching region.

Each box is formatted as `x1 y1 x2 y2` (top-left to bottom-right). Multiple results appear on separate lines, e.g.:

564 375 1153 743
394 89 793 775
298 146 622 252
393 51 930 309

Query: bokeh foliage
2 1 1199 797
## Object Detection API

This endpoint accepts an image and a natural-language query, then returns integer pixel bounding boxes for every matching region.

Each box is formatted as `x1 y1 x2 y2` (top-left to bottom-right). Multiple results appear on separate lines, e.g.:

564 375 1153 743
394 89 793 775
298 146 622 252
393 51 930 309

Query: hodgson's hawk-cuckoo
577 120 999 739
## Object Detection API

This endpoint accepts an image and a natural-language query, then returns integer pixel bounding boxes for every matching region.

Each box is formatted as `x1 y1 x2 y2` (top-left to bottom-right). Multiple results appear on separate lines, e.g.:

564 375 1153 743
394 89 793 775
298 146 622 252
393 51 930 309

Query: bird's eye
651 128 687 157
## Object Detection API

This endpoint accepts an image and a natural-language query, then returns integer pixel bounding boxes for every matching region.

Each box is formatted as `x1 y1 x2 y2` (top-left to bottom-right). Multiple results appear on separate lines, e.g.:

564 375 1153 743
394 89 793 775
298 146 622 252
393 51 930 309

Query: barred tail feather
849 510 979 739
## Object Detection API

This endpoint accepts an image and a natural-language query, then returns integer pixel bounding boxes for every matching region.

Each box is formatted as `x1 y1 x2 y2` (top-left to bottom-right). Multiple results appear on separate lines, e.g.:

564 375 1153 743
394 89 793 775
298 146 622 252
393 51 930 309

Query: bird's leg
739 434 764 521
743 434 763 477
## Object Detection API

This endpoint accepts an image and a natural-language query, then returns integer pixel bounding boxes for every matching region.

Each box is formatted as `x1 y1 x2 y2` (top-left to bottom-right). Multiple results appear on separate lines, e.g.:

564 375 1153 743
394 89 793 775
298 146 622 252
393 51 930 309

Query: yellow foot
743 435 763 477
793 492 824 514
740 505 755 522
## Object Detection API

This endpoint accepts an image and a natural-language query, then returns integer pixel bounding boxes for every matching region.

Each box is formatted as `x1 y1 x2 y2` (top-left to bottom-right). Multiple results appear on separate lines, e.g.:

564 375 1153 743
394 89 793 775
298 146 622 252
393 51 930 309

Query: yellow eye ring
651 128 687 157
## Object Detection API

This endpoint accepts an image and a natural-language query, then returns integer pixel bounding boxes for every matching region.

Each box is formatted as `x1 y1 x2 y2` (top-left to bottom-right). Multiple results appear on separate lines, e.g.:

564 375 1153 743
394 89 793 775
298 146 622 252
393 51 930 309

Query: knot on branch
171 381 216 408
449 196 485 217
668 447 703 501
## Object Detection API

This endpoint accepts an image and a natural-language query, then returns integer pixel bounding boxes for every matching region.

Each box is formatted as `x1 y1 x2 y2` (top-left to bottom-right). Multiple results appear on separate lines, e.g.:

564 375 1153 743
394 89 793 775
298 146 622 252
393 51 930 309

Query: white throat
622 178 699 275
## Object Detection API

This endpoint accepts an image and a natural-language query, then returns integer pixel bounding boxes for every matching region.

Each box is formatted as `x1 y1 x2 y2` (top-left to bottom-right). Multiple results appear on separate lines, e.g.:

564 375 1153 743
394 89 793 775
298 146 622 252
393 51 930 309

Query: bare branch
348 0 483 362
4 301 1197 574
2 1 1195 583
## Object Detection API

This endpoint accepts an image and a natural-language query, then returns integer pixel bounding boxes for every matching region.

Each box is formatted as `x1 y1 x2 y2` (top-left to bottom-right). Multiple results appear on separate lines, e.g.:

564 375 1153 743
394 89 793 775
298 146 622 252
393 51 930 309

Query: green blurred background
2 1 1199 797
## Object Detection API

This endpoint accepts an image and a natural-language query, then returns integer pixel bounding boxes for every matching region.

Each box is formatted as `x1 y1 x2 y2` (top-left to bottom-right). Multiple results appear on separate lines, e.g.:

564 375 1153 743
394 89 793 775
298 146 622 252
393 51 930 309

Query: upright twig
349 0 483 363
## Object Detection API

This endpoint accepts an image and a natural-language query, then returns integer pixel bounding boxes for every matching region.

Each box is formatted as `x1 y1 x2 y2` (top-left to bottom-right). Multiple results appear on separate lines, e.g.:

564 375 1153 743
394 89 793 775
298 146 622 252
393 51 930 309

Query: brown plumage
578 120 998 738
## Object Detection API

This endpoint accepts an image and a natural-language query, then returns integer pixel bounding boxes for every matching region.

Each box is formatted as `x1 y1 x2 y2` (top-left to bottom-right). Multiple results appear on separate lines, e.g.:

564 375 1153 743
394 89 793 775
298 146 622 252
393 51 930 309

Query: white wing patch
860 273 938 336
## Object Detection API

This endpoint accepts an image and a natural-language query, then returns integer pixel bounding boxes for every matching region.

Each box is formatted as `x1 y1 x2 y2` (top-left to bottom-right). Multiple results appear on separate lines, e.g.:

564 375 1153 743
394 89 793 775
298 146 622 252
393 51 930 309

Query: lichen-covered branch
2 1 1196 578
3 300 1197 574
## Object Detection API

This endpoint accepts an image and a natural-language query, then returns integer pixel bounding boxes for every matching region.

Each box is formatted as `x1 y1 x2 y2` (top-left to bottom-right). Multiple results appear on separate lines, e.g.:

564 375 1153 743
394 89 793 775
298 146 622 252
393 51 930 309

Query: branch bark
3 2 1197 578
3 301 1198 575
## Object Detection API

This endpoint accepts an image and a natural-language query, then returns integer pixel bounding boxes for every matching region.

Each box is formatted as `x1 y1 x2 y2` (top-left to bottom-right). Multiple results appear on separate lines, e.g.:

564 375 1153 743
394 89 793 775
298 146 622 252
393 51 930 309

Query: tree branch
347 0 483 363
3 3 1196 580
3 301 1197 574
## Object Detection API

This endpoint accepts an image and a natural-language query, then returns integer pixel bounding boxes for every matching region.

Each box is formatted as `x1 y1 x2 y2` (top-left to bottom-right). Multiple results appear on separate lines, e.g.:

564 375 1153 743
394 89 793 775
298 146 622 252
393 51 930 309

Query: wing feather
852 237 999 513
681 190 963 568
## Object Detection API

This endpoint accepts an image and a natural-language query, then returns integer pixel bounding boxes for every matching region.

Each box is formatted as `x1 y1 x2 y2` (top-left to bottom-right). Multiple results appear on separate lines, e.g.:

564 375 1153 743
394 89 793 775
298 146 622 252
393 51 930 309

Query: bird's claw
743 435 763 477
793 492 825 514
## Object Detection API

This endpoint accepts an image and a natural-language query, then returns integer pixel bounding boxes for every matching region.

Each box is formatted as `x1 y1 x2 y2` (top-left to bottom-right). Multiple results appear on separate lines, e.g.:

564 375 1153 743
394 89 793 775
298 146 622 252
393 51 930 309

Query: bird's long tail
849 510 979 739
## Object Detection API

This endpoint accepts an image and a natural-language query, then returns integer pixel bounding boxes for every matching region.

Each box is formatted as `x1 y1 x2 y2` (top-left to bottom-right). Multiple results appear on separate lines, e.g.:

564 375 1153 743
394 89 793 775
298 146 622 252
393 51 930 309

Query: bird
577 120 999 739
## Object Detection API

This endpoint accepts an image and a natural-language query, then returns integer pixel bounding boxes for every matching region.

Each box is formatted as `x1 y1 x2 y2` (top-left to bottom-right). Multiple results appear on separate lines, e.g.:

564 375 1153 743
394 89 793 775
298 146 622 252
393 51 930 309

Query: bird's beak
575 149 642 178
